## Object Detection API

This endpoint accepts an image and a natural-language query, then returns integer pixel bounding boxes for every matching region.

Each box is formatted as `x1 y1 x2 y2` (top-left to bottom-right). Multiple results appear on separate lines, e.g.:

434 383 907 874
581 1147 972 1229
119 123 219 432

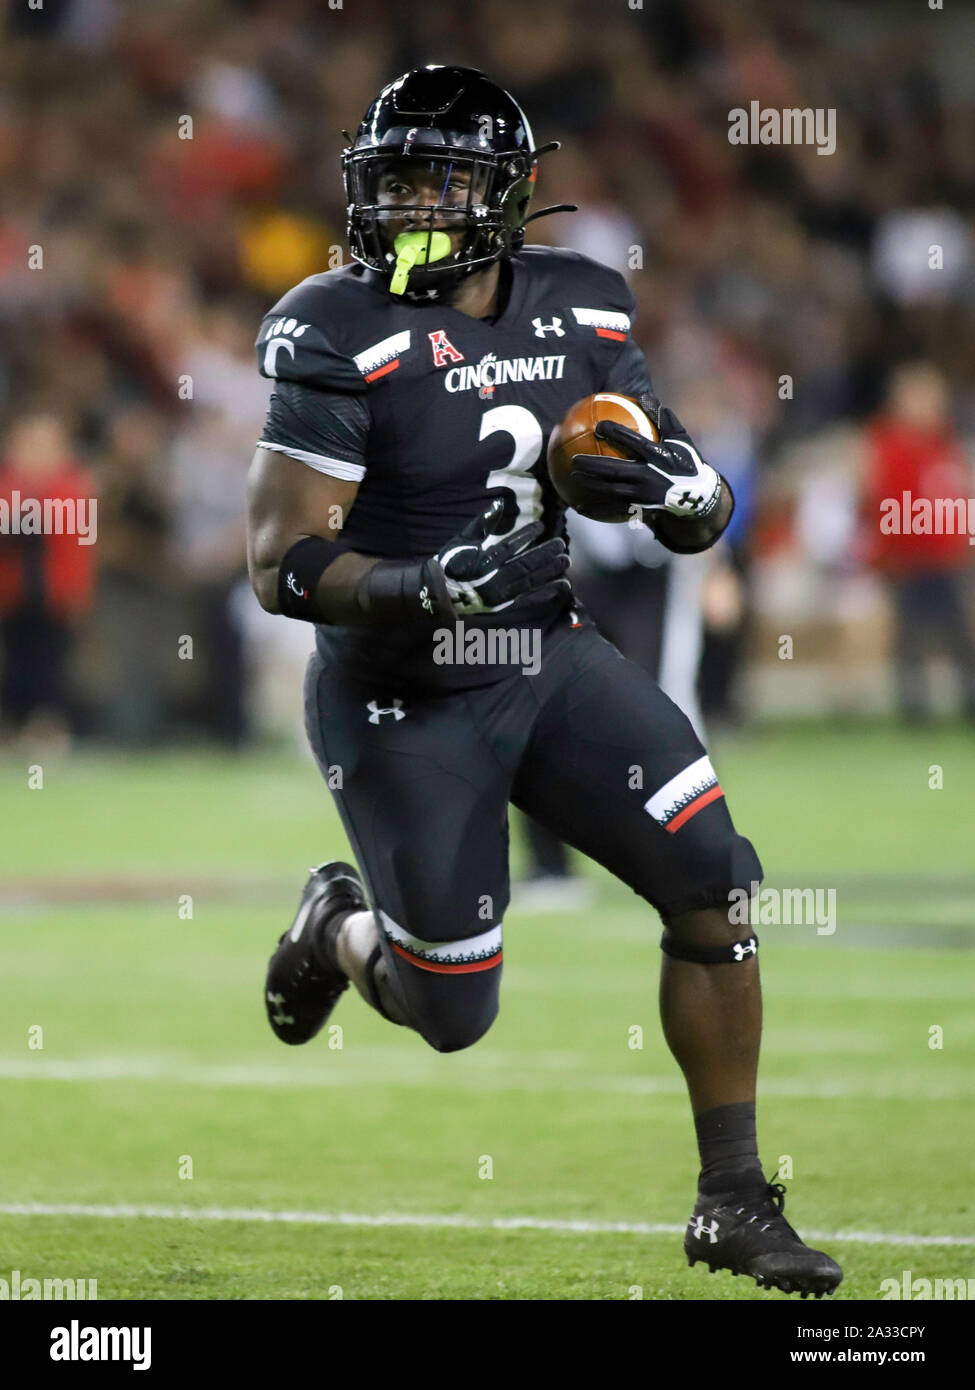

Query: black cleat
264 862 366 1045
685 1179 843 1298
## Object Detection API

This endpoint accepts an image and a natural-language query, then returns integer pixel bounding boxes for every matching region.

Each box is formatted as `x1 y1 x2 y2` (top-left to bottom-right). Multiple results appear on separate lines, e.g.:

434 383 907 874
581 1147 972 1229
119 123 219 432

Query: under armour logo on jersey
262 318 309 377
367 699 405 723
690 1216 720 1243
428 329 465 368
732 938 758 961
532 316 564 338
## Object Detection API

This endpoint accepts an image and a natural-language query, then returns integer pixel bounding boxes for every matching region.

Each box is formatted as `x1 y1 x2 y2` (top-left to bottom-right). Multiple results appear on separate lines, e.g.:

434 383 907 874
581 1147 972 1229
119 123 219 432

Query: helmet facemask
344 147 531 301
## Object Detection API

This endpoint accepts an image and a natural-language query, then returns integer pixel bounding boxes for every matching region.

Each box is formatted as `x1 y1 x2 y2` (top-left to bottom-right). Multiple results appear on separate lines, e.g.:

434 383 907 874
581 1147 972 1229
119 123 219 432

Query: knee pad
660 930 759 964
376 910 502 1052
643 771 764 920
420 1000 499 1054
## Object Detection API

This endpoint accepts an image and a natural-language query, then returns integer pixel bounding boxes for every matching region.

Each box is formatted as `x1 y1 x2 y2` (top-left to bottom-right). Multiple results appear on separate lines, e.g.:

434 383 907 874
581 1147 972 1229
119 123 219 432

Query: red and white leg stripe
644 755 724 833
378 911 502 975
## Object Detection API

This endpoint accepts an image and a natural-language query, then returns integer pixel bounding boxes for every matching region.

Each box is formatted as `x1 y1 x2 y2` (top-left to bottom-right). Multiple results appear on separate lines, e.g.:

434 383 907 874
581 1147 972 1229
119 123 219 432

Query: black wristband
277 535 343 621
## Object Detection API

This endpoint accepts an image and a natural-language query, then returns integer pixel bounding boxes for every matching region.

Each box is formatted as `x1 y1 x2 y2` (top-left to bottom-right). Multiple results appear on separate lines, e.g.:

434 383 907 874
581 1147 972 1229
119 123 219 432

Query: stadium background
0 0 973 1301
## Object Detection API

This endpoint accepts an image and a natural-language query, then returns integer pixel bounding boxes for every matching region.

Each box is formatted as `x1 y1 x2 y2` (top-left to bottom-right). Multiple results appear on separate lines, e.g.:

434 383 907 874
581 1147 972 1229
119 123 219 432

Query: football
547 392 660 522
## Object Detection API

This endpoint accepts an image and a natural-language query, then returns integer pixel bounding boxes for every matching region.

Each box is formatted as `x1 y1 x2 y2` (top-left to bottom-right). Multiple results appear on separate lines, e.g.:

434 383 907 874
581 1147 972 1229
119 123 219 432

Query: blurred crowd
1 0 974 747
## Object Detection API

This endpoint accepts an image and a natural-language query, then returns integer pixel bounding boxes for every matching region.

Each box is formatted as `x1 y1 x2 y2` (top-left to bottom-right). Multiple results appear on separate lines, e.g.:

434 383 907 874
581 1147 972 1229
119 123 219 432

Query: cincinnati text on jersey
443 353 567 393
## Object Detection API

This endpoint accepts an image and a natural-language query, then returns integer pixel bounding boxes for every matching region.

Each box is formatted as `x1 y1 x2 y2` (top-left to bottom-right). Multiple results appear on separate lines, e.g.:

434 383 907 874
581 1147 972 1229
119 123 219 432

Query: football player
246 64 842 1298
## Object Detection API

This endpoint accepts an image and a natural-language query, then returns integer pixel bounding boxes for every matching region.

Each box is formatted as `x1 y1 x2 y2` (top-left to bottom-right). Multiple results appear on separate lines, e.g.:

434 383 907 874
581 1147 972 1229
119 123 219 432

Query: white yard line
0 1055 971 1100
0 1202 972 1248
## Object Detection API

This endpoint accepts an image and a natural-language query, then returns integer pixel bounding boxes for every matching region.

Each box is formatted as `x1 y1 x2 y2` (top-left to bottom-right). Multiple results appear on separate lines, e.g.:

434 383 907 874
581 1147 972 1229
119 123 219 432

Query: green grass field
1 723 973 1300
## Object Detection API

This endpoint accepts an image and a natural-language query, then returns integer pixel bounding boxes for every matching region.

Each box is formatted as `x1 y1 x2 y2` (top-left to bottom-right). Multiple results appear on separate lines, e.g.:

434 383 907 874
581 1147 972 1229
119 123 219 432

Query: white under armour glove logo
656 439 722 518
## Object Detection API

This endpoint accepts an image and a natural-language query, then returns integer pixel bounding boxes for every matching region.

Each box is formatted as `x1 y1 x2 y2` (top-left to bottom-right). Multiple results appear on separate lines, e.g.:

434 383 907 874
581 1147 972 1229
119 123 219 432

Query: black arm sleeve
602 335 655 398
257 380 370 482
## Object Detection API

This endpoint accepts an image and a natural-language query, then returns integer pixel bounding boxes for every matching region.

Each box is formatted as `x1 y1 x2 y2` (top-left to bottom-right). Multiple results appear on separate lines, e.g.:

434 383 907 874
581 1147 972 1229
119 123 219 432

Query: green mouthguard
390 230 452 295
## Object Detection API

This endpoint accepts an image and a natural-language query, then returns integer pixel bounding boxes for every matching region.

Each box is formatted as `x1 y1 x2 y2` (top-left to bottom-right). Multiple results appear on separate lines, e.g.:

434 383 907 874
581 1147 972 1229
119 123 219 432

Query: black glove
419 489 570 619
570 396 722 521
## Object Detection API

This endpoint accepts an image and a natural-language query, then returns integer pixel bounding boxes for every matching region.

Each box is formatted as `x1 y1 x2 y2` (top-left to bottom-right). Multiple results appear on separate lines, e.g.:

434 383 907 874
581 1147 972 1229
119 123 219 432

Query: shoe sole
687 1254 841 1298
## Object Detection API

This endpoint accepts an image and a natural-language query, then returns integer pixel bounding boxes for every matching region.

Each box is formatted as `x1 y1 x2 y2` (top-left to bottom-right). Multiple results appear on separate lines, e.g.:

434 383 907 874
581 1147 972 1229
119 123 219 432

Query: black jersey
255 245 654 689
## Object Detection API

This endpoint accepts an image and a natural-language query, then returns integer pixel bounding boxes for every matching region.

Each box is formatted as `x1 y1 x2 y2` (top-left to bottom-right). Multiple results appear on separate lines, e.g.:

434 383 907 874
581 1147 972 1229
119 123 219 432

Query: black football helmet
342 64 573 302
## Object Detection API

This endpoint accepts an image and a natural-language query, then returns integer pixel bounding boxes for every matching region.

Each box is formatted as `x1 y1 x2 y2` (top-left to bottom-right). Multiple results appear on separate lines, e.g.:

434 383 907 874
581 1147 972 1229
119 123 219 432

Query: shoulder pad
519 245 637 323
256 269 370 392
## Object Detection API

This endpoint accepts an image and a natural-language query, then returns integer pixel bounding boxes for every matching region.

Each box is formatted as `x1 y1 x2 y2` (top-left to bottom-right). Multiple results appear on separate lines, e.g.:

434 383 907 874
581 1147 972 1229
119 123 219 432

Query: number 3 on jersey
479 405 544 528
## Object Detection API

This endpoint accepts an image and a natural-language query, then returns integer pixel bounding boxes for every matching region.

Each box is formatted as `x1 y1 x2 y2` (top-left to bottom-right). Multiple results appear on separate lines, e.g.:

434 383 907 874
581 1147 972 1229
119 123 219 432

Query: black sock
694 1102 764 1192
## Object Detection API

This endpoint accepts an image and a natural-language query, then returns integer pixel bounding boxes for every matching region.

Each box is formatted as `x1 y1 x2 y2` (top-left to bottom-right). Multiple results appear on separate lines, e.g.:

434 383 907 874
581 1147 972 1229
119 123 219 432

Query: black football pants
304 605 762 1051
